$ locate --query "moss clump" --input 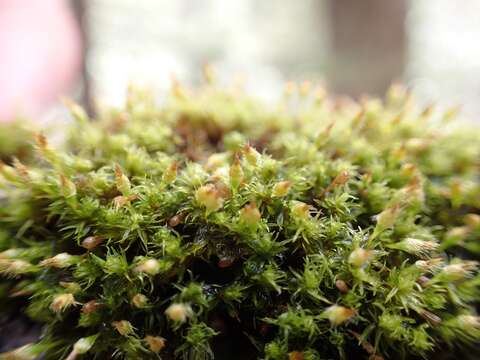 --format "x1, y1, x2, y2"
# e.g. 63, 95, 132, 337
0, 80, 479, 360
